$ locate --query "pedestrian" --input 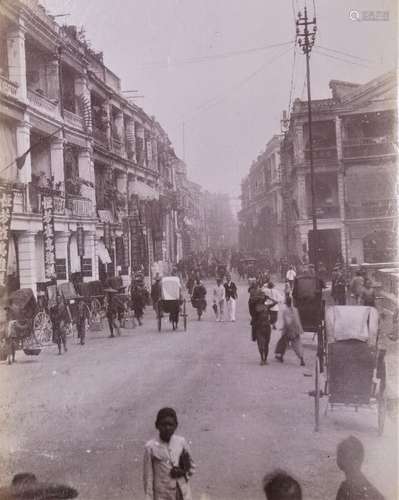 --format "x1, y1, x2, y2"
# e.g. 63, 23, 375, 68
262, 469, 302, 500
105, 290, 120, 338
224, 274, 238, 322
286, 265, 296, 291
213, 277, 226, 322
264, 282, 281, 330
350, 271, 365, 305
76, 298, 89, 345
251, 289, 278, 365
361, 279, 376, 307
336, 435, 384, 500
332, 270, 347, 305
151, 274, 162, 314
191, 279, 207, 320
143, 407, 194, 500
50, 294, 68, 355
275, 296, 305, 366
131, 282, 145, 326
